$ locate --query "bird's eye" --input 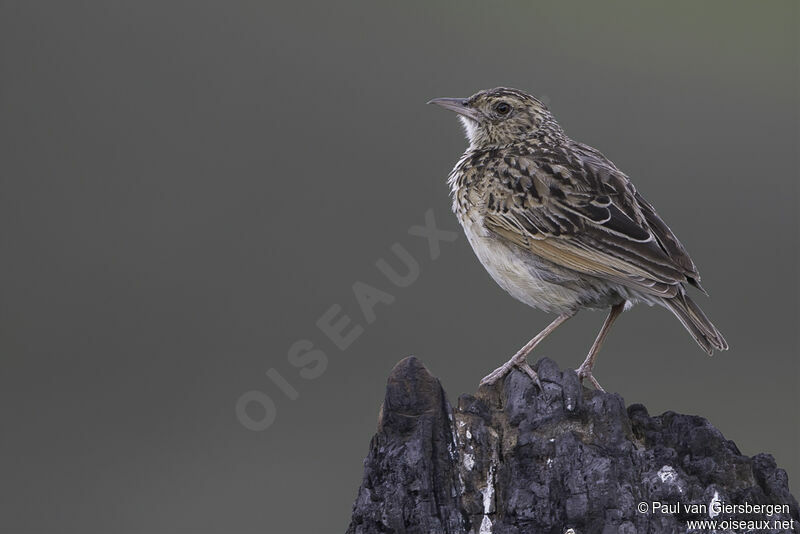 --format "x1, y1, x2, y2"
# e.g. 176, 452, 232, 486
495, 102, 511, 115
